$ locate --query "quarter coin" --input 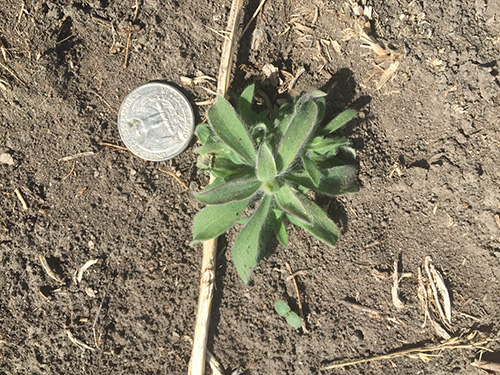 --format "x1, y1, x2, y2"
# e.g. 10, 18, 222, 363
118, 82, 195, 161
